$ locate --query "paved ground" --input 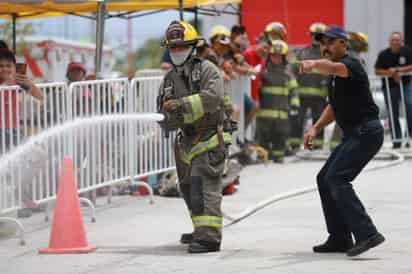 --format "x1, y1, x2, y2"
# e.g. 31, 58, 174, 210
1, 156, 411, 274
